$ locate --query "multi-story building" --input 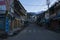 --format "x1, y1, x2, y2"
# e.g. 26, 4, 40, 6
46, 1, 60, 31
36, 12, 45, 26
0, 0, 27, 36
